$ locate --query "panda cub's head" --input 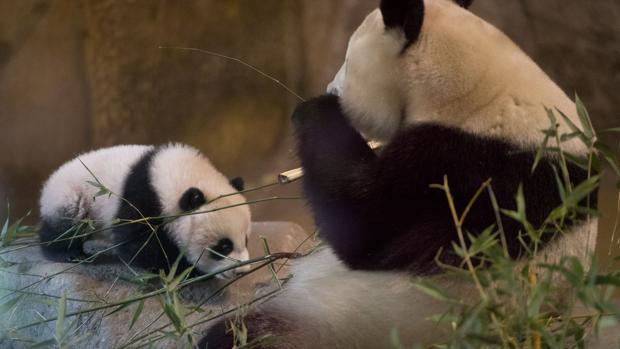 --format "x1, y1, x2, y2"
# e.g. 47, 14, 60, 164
141, 144, 251, 278
328, 0, 584, 155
